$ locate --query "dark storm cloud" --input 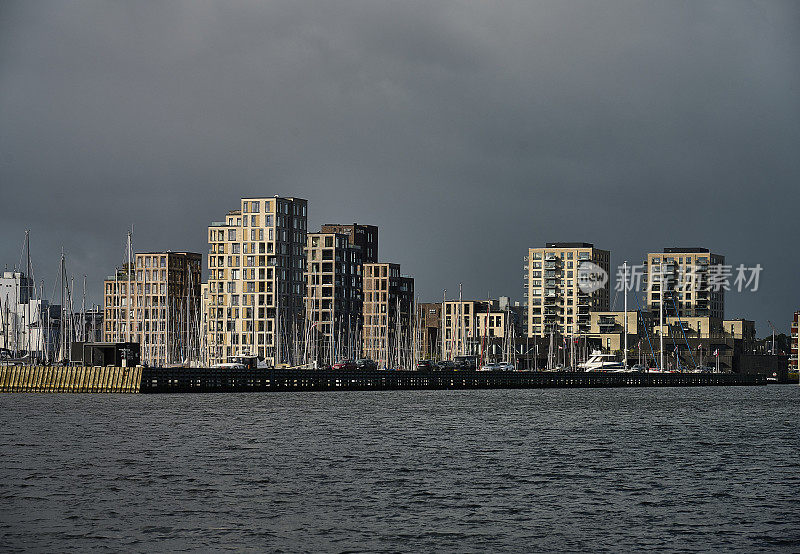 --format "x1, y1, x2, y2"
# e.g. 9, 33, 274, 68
1, 0, 798, 332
